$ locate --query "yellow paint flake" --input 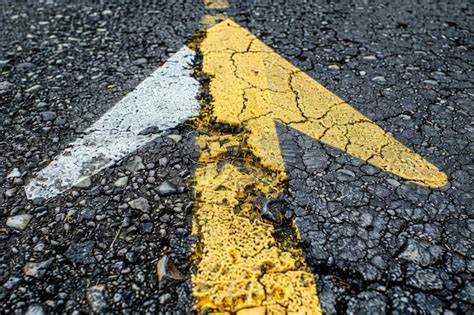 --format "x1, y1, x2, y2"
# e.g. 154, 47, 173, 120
203, 0, 230, 9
